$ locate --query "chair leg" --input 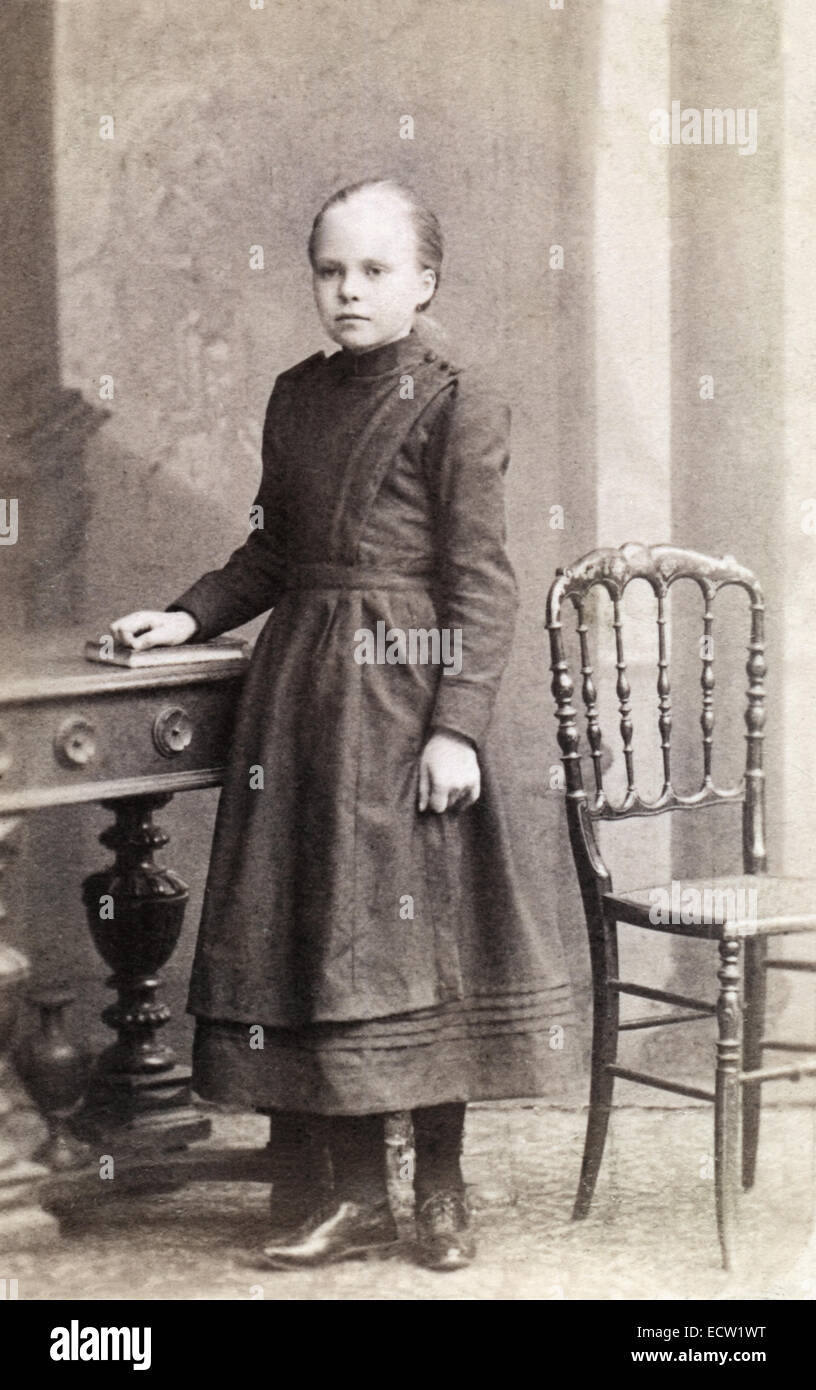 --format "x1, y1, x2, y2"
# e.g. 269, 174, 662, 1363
742, 936, 766, 1190
573, 917, 619, 1220
714, 932, 743, 1271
